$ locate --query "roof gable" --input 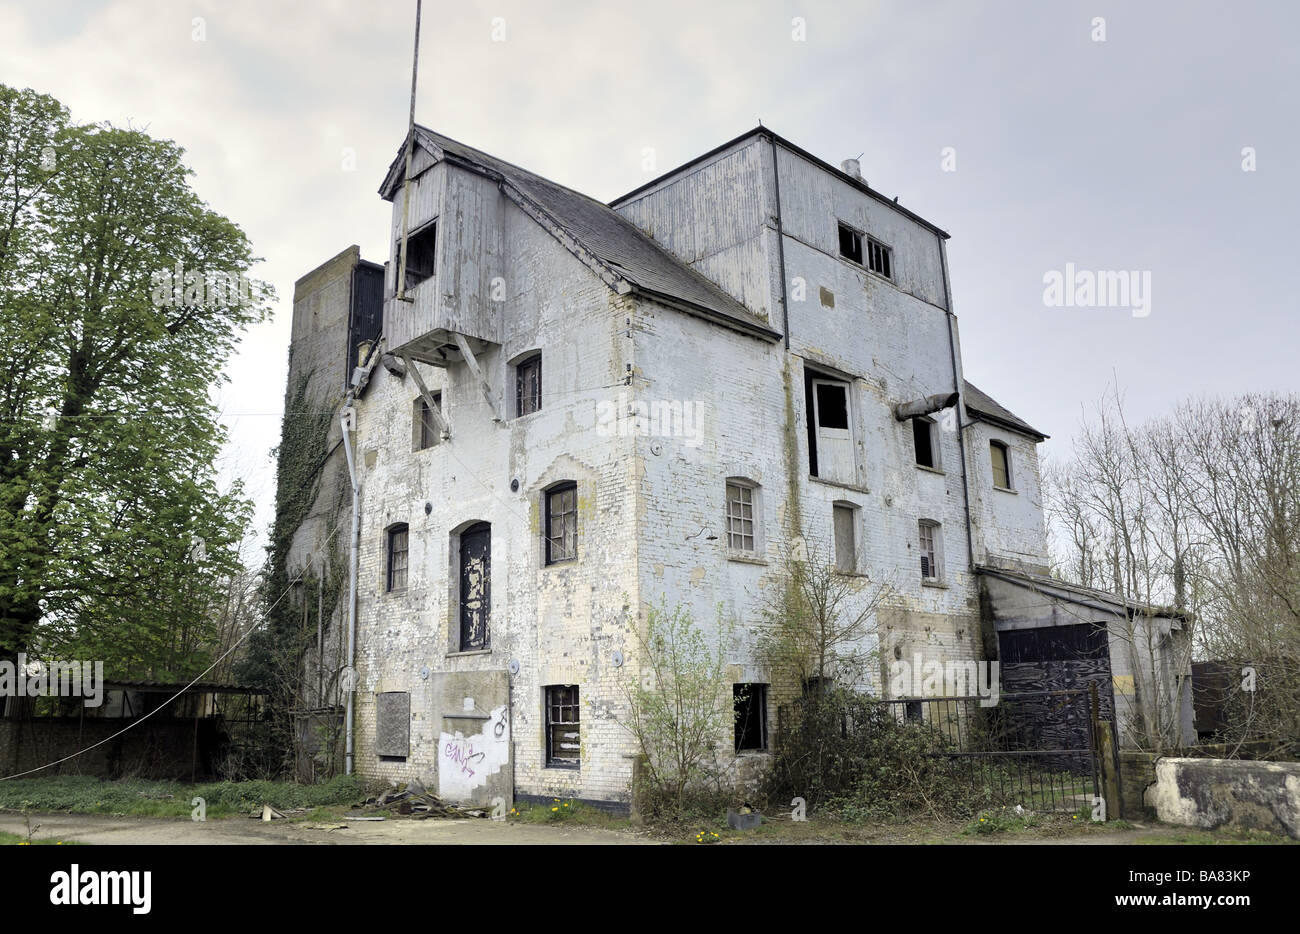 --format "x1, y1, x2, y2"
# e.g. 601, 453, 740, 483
964, 380, 1048, 440
381, 127, 781, 342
